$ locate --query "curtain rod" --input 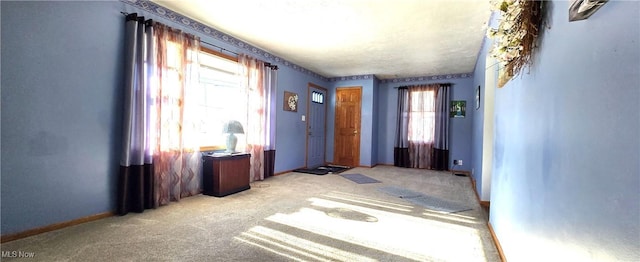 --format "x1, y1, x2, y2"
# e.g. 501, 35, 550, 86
202, 41, 239, 56
120, 11, 239, 57
120, 12, 279, 71
395, 83, 453, 89
264, 63, 279, 70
